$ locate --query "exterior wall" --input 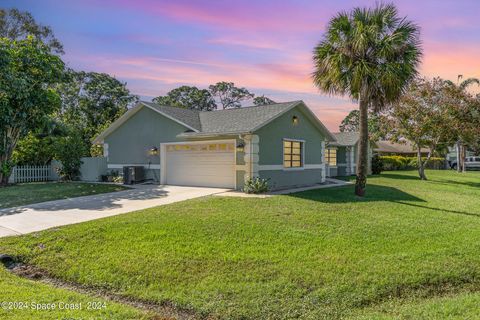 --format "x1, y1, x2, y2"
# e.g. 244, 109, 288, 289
79, 157, 107, 181
337, 166, 348, 176
254, 107, 327, 190
104, 107, 188, 182
328, 167, 338, 177
337, 147, 347, 165
105, 107, 186, 165
260, 169, 323, 190
327, 143, 374, 177
326, 146, 349, 178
